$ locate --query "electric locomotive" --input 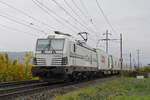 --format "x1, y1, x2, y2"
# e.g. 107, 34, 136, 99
31, 31, 132, 81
